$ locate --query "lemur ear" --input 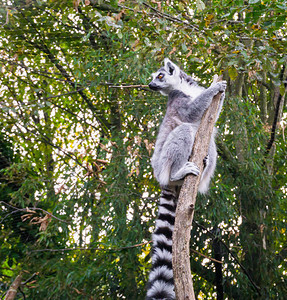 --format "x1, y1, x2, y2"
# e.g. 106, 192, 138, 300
164, 58, 178, 76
